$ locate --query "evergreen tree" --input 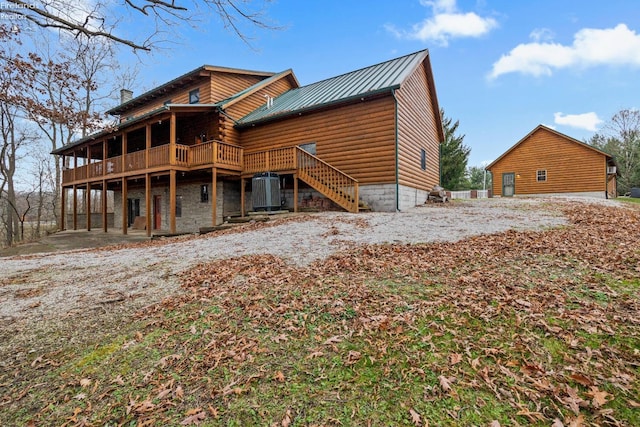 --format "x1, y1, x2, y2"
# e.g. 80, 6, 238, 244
440, 109, 471, 190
